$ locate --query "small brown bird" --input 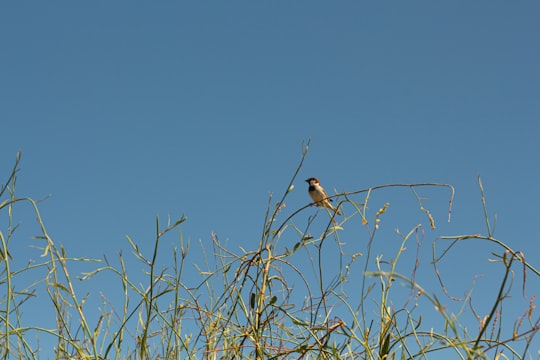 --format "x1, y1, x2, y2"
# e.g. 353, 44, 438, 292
305, 177, 341, 215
